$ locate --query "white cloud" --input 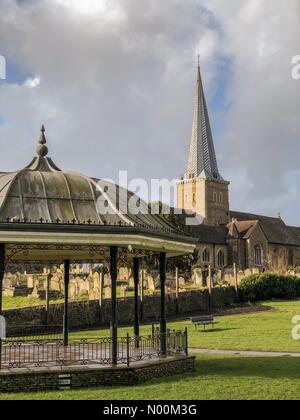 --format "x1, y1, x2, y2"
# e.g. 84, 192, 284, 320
23, 76, 41, 88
